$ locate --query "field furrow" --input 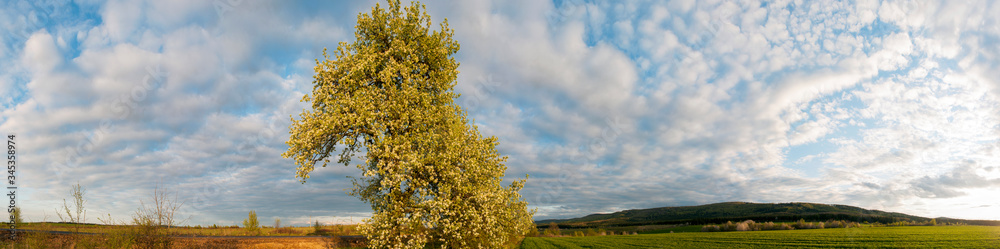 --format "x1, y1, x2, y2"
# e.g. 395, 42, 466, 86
520, 226, 1000, 249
